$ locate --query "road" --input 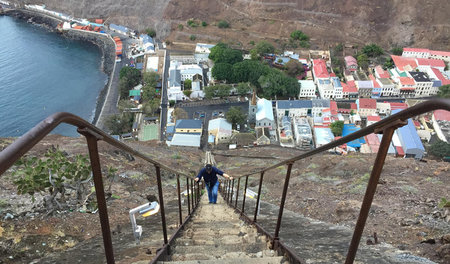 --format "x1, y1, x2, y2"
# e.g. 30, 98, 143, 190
159, 49, 169, 141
